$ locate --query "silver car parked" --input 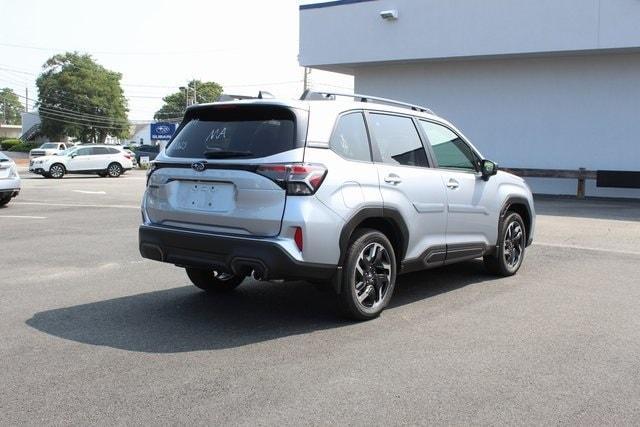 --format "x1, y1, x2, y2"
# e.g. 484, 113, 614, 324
139, 92, 535, 320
